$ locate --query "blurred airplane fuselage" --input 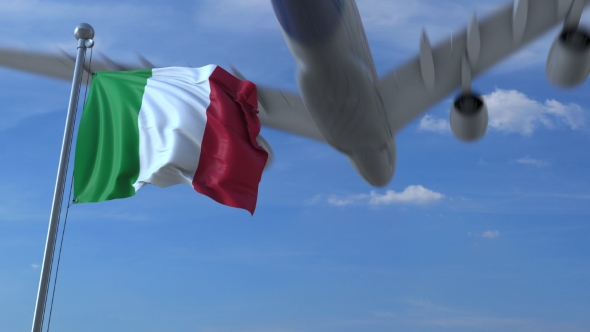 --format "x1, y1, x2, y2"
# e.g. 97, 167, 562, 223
271, 0, 396, 187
